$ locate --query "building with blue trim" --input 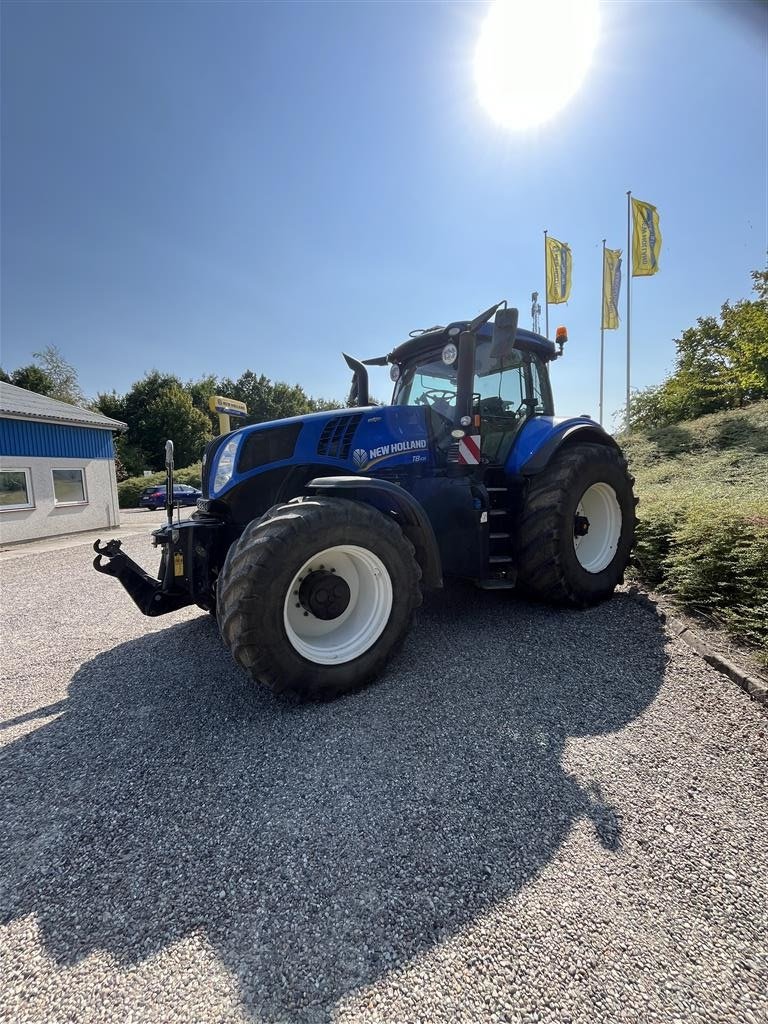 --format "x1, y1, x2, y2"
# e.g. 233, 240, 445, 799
0, 382, 126, 544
